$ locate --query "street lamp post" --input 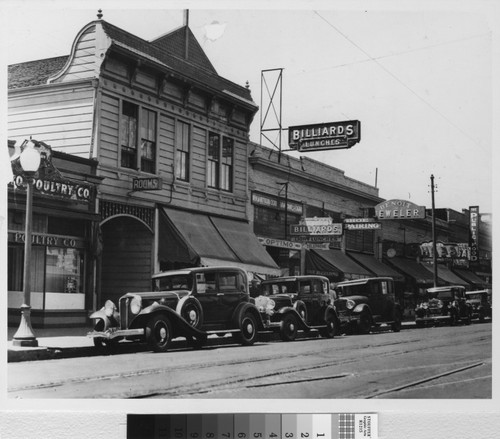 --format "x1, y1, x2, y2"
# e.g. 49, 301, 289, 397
12, 140, 41, 347
430, 174, 438, 288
